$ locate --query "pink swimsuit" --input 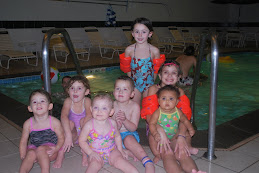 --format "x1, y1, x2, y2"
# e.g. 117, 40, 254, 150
87, 118, 116, 162
68, 98, 86, 136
